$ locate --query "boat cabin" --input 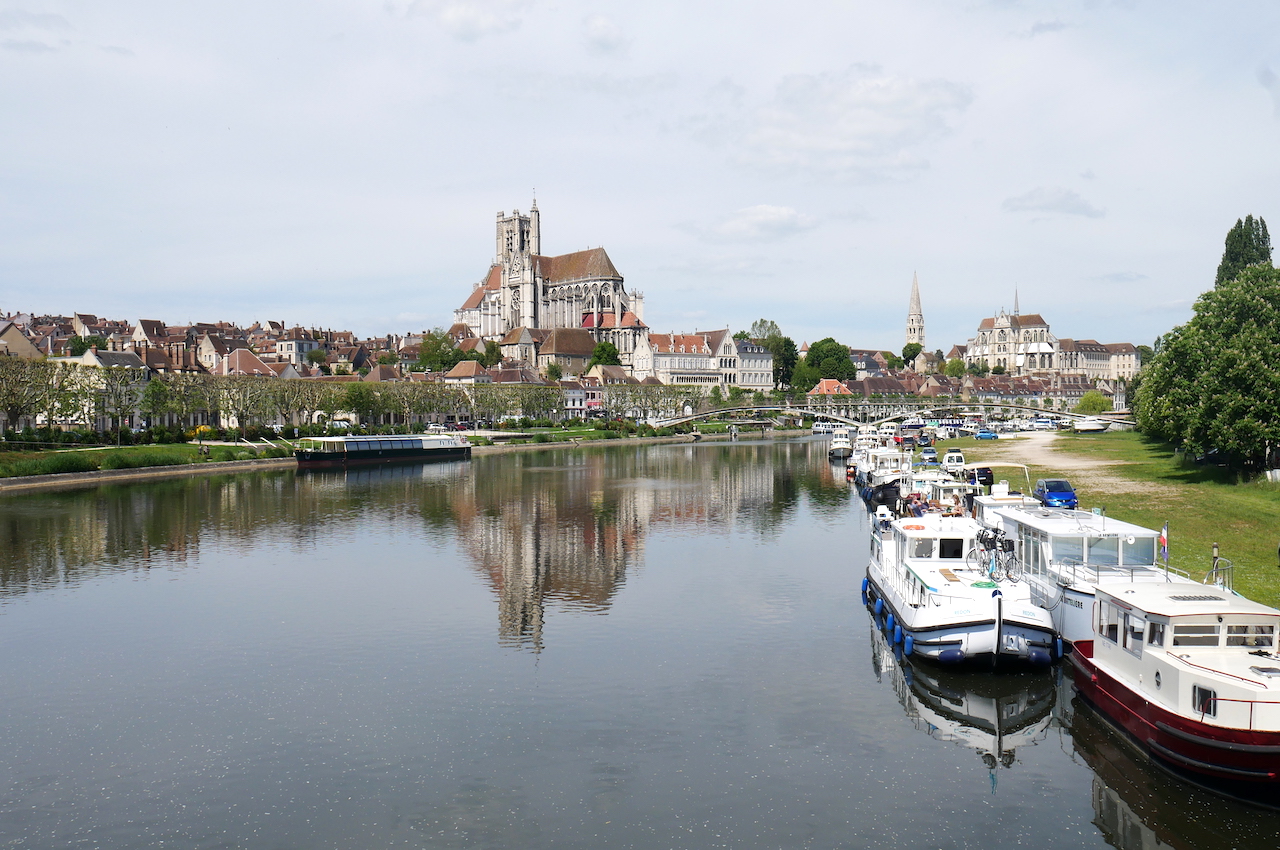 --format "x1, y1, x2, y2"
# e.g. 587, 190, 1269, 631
1090, 584, 1280, 734
870, 515, 981, 608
